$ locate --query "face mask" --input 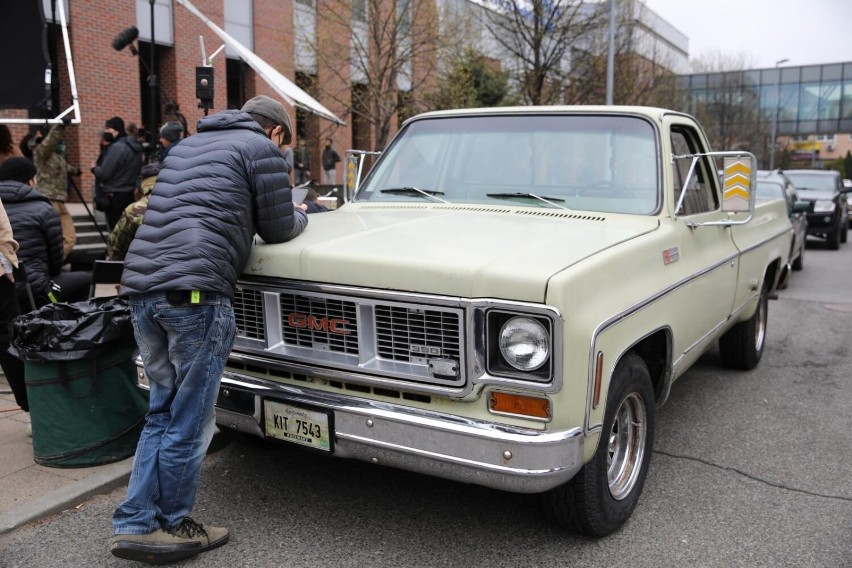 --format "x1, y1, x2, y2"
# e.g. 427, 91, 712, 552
103, 132, 115, 144
56, 141, 65, 156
